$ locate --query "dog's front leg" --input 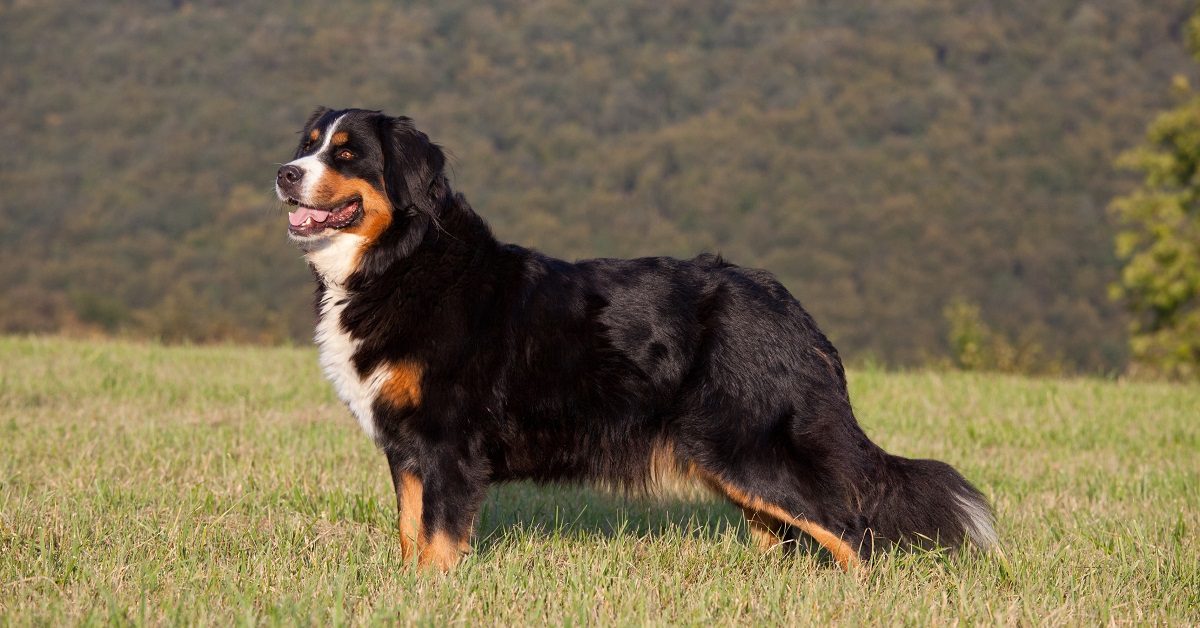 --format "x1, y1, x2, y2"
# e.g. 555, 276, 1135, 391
385, 447, 483, 571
